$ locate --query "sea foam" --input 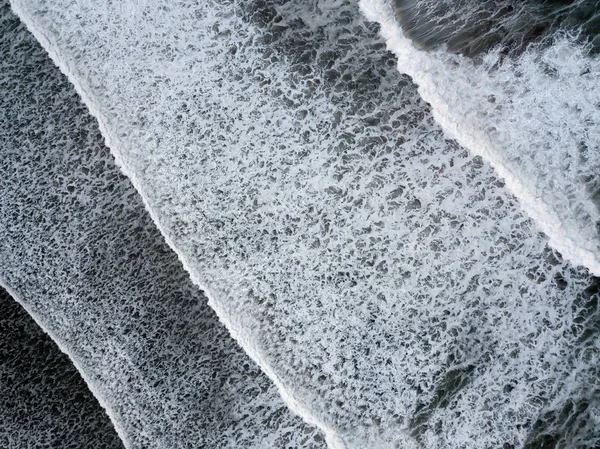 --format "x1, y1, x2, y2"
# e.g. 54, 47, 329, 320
0, 3, 325, 447
7, 0, 600, 447
0, 287, 124, 449
360, 0, 600, 276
